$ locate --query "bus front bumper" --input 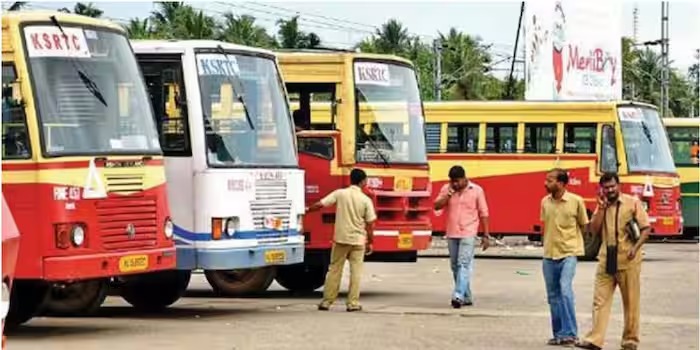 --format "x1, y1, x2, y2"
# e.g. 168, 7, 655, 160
43, 247, 177, 281
649, 215, 683, 236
